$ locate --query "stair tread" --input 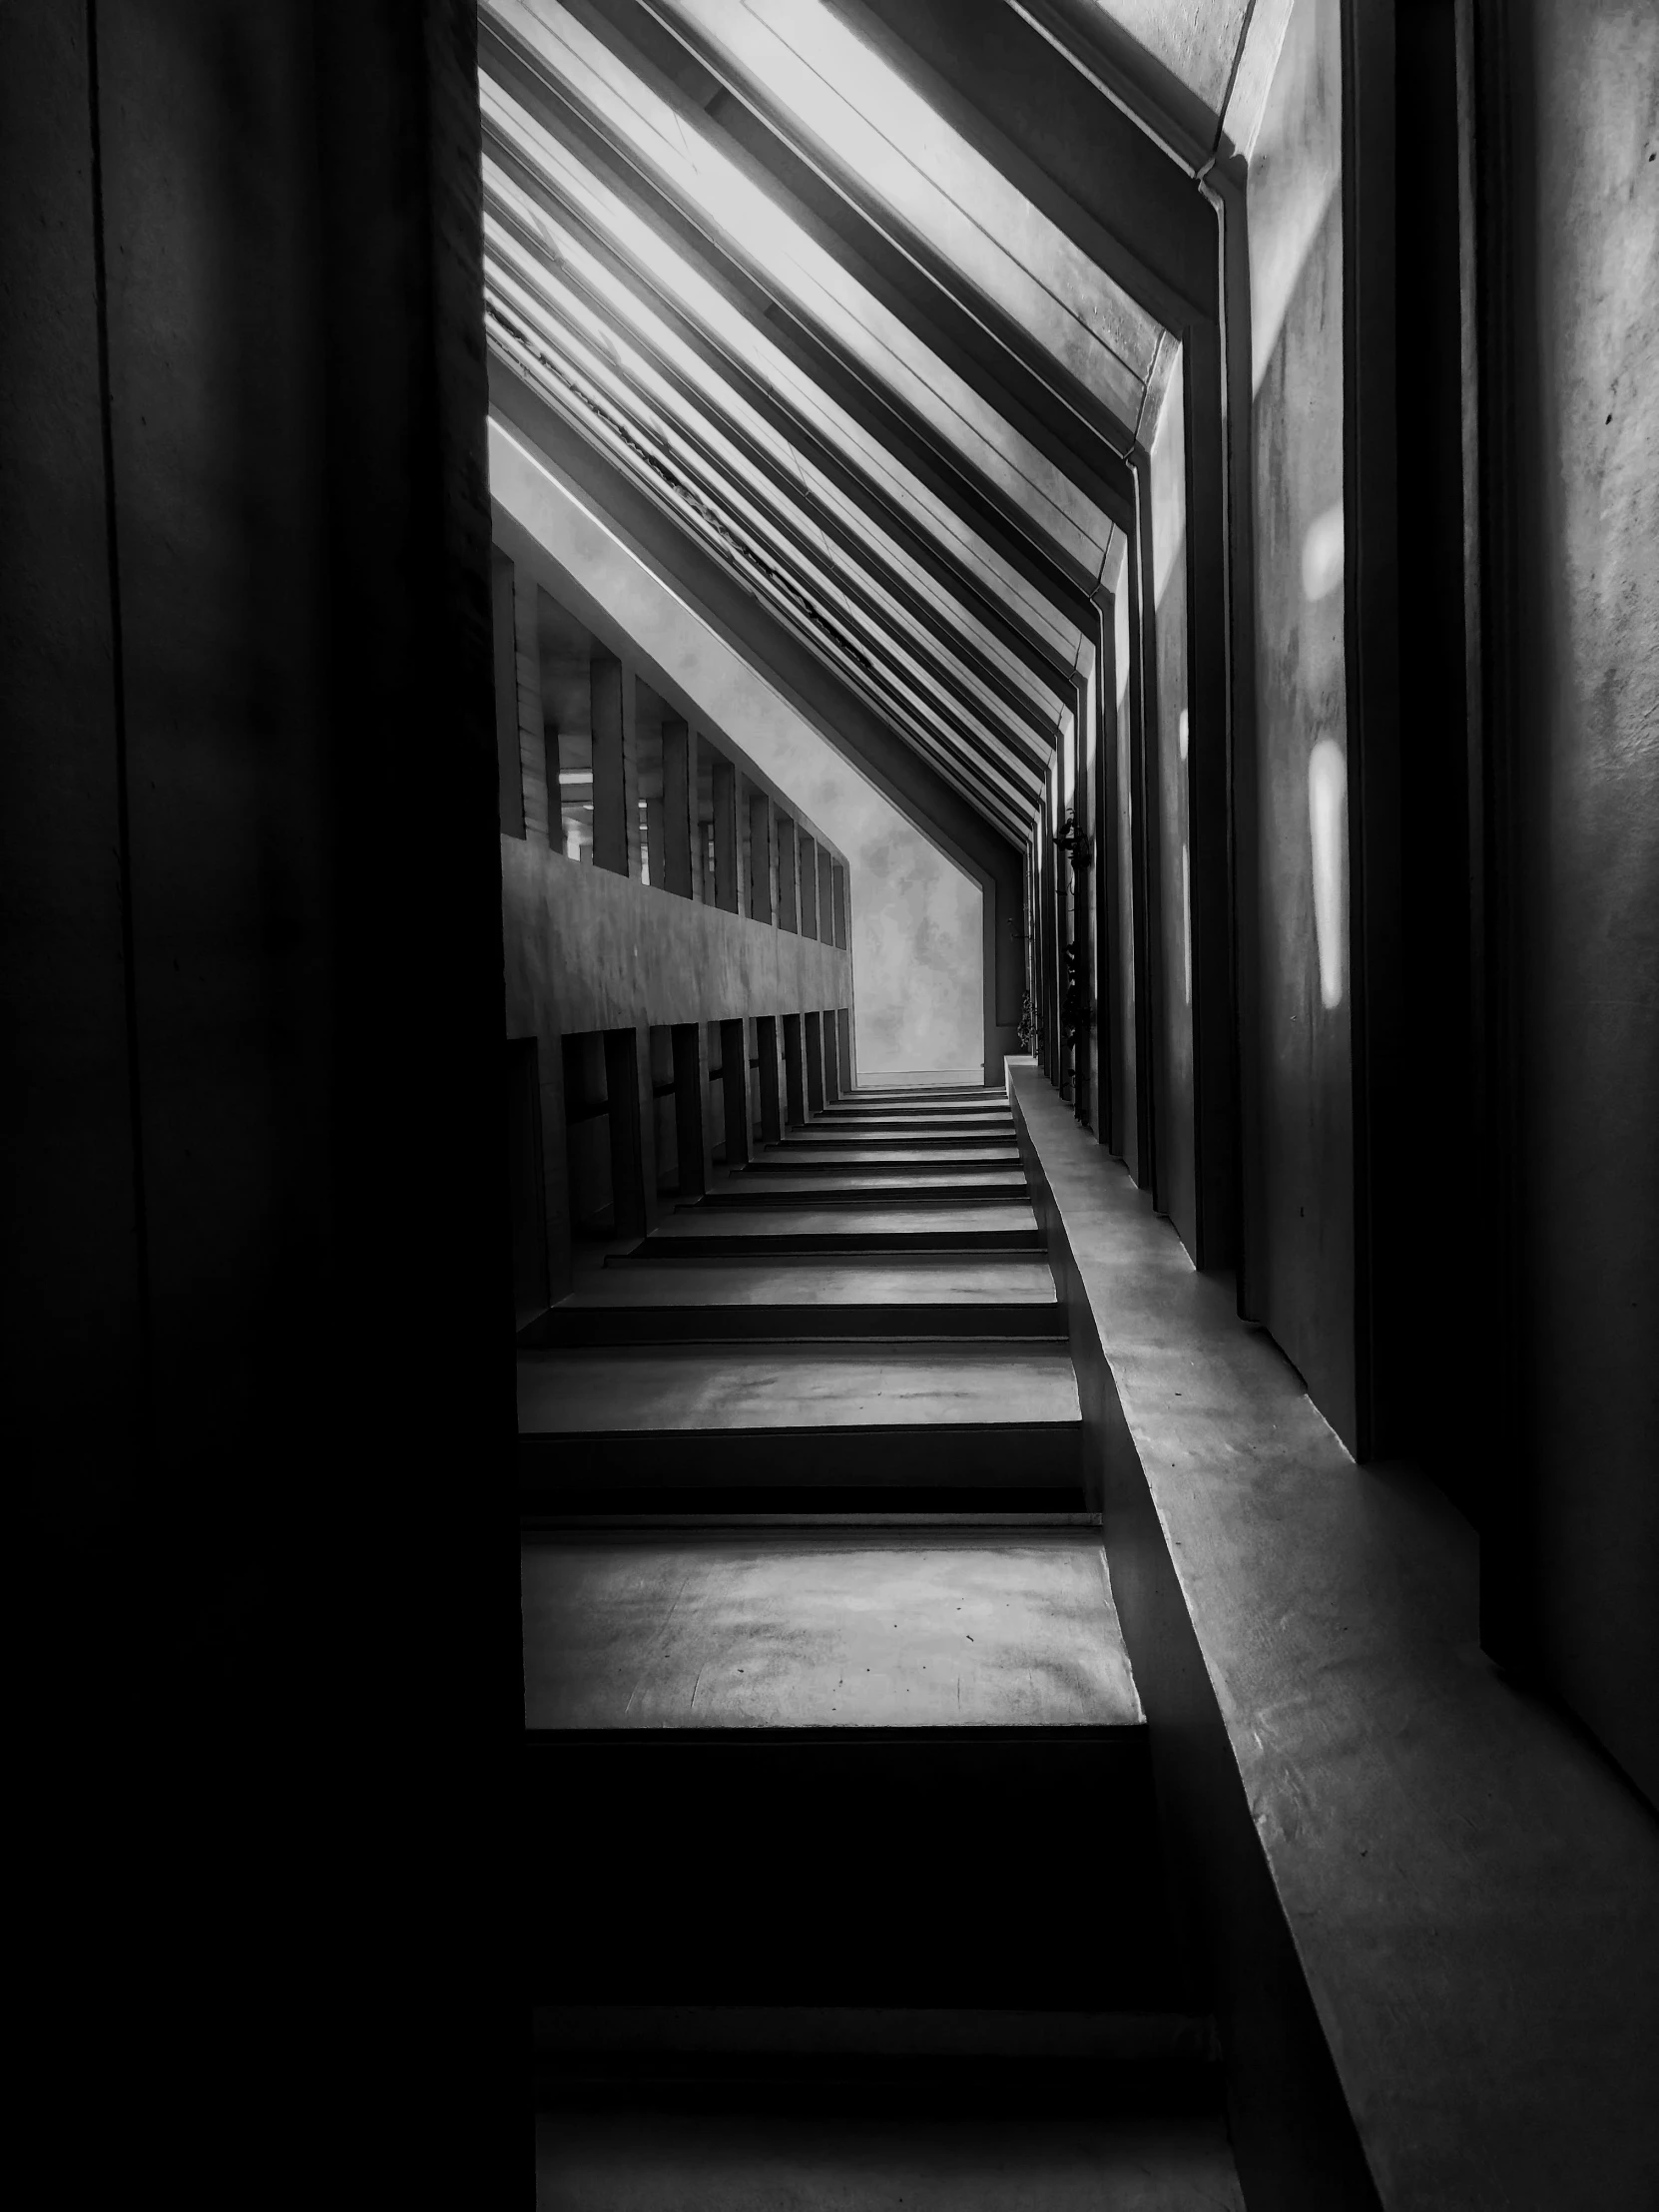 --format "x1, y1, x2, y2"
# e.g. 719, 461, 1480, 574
645, 1204, 1037, 1240
518, 1344, 1081, 1432
536, 2112, 1242, 2210
747, 1148, 1019, 1167
521, 1533, 1139, 1731
804, 1116, 1015, 1130
558, 1260, 1057, 1309
703, 1173, 1026, 1200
